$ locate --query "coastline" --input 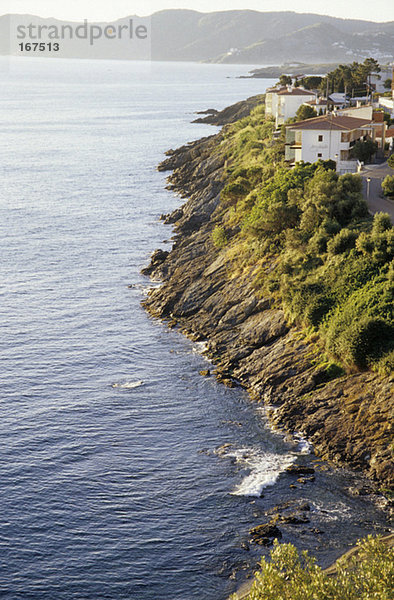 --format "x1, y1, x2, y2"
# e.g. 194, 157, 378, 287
142, 119, 393, 492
